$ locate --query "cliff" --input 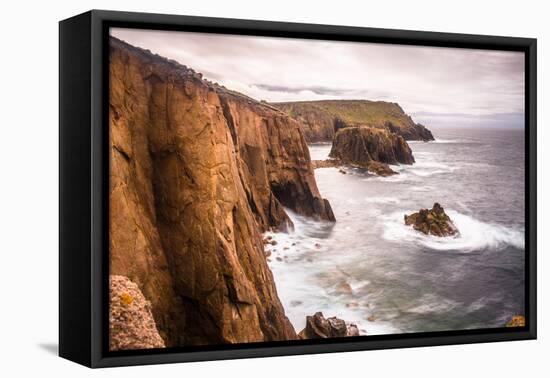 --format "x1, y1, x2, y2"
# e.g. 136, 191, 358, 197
329, 127, 414, 174
109, 37, 334, 347
273, 100, 434, 142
